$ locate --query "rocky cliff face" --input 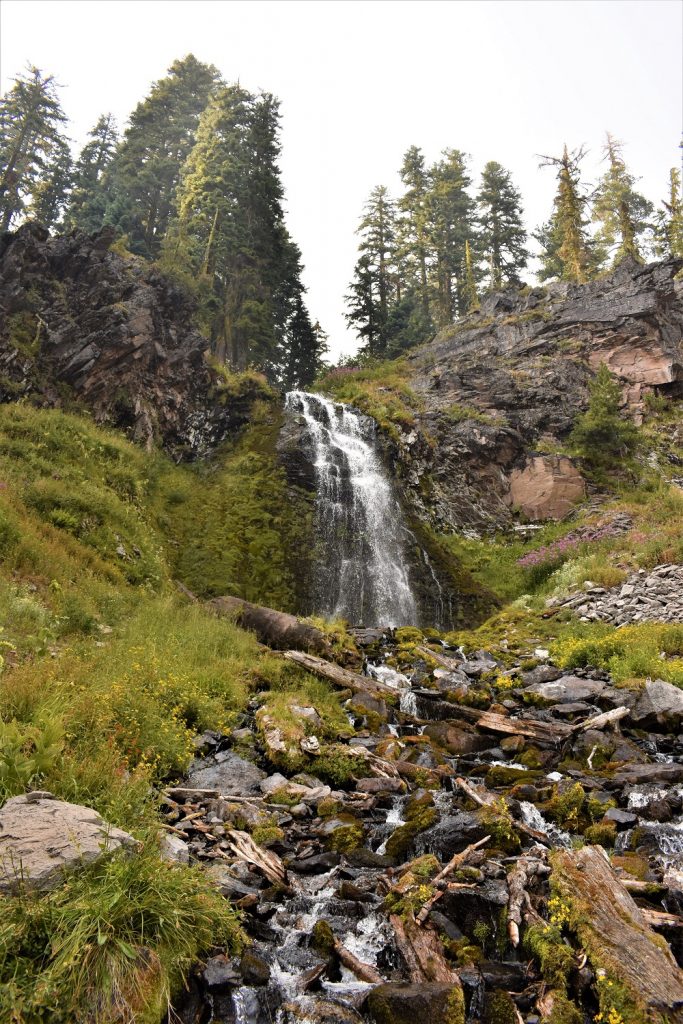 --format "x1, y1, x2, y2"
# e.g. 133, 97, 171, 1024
386, 257, 683, 532
0, 224, 262, 456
